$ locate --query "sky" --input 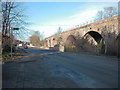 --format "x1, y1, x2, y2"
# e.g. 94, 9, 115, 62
18, 2, 118, 41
